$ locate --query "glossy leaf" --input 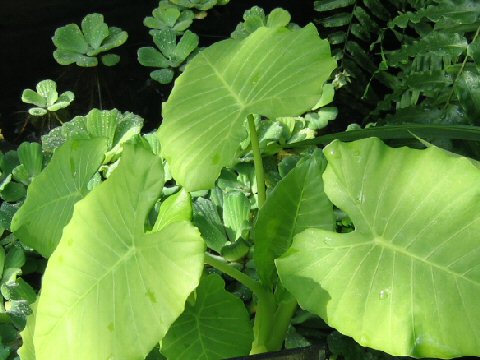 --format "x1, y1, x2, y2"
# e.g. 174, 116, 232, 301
161, 274, 253, 359
277, 138, 480, 358
34, 143, 204, 360
52, 24, 88, 54
21, 90, 46, 108
255, 150, 334, 287
11, 138, 107, 257
159, 24, 336, 190
81, 13, 109, 49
